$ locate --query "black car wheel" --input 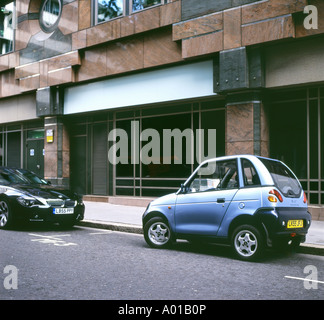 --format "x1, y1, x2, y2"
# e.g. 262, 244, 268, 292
0, 199, 12, 229
144, 217, 173, 249
231, 224, 264, 261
